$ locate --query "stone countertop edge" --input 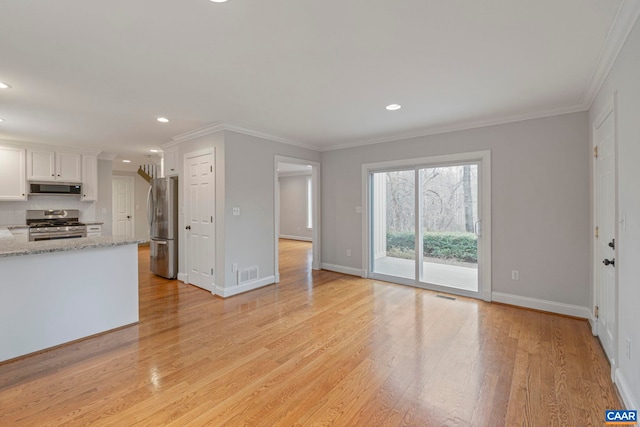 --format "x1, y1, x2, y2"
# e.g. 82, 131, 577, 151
84, 222, 104, 225
3, 225, 29, 229
0, 236, 144, 258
